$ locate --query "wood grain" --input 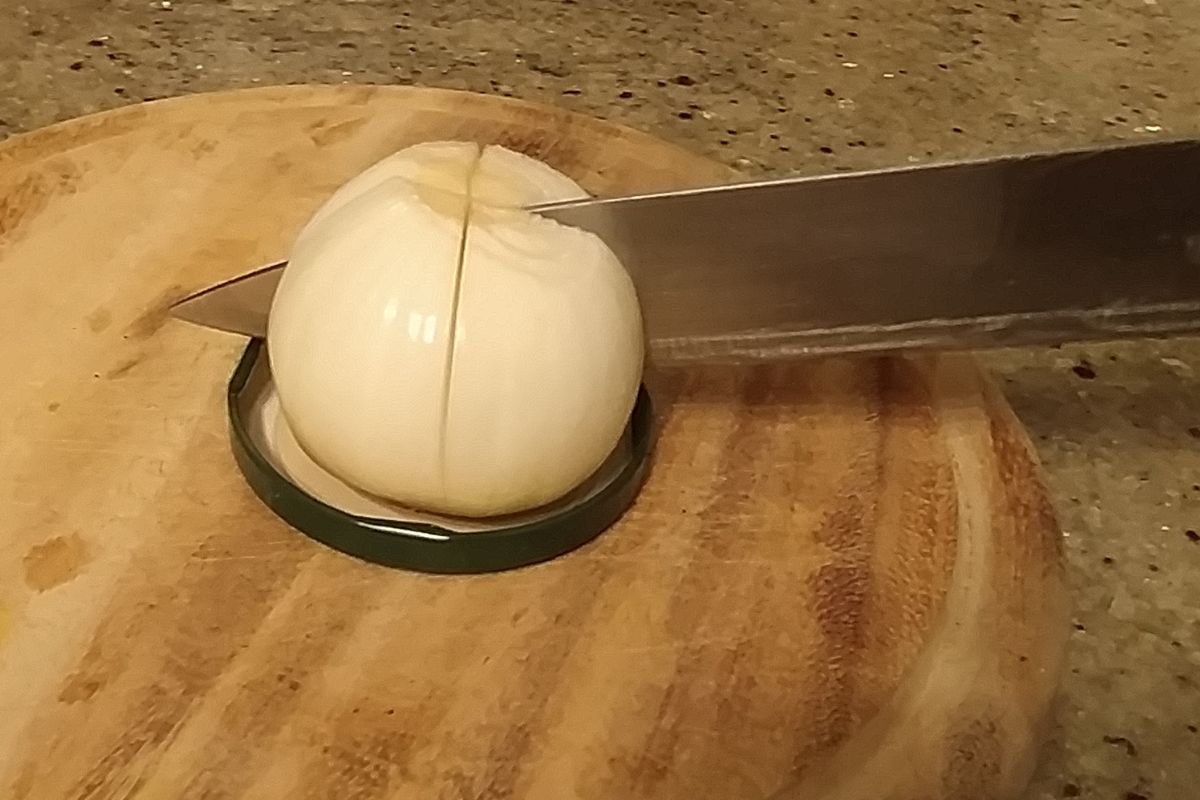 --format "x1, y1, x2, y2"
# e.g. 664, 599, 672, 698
0, 85, 1069, 800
